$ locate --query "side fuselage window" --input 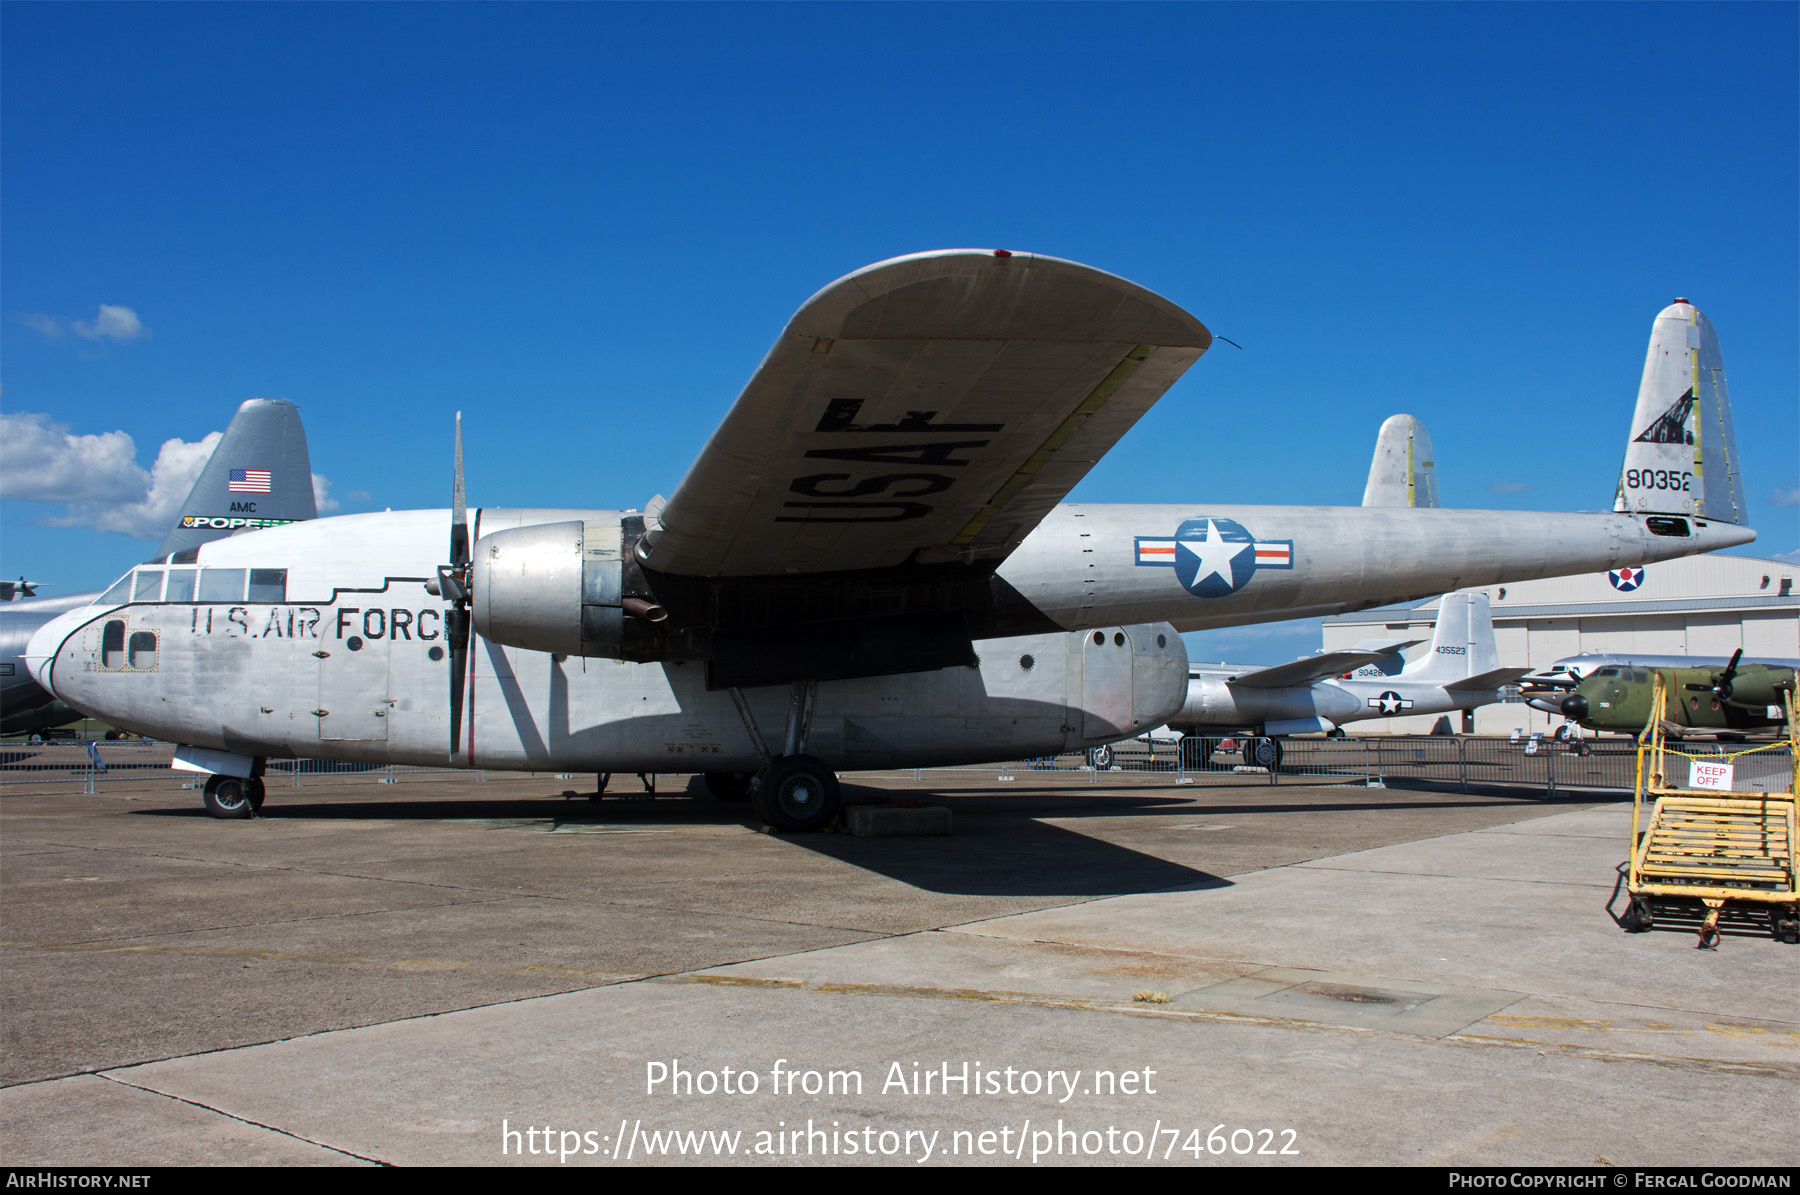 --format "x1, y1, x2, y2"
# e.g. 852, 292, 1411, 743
102, 621, 126, 669
128, 631, 158, 670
